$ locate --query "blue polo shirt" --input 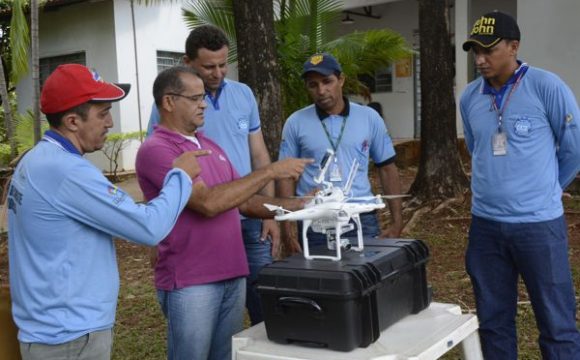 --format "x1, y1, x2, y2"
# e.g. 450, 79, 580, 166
460, 64, 580, 222
279, 100, 396, 197
8, 132, 192, 344
148, 79, 261, 177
